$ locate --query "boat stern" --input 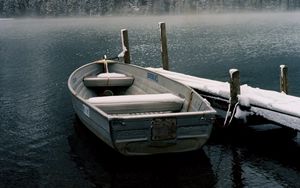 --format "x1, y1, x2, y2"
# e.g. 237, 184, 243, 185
110, 114, 214, 156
